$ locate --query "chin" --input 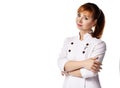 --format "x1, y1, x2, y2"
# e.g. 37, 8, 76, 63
77, 26, 82, 30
